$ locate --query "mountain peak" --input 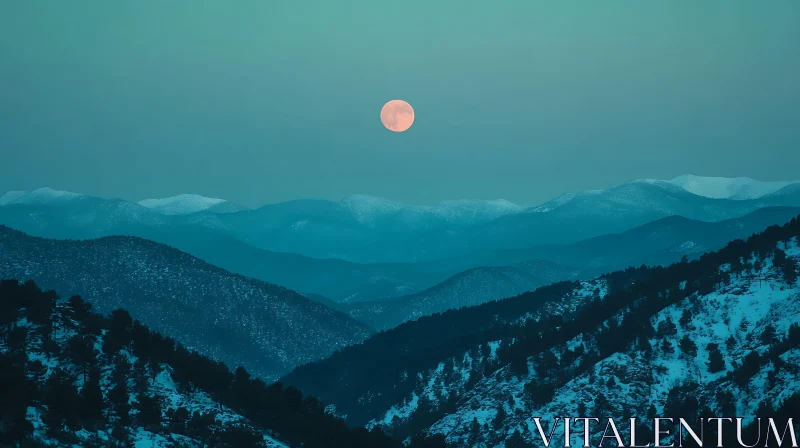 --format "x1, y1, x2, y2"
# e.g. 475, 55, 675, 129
0, 187, 83, 206
138, 194, 228, 215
